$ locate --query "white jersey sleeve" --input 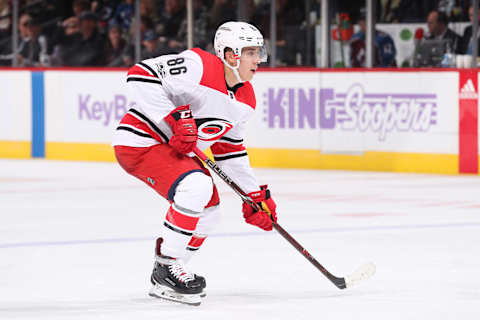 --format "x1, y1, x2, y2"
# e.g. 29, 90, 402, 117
125, 51, 203, 122
114, 51, 205, 147
152, 51, 204, 108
